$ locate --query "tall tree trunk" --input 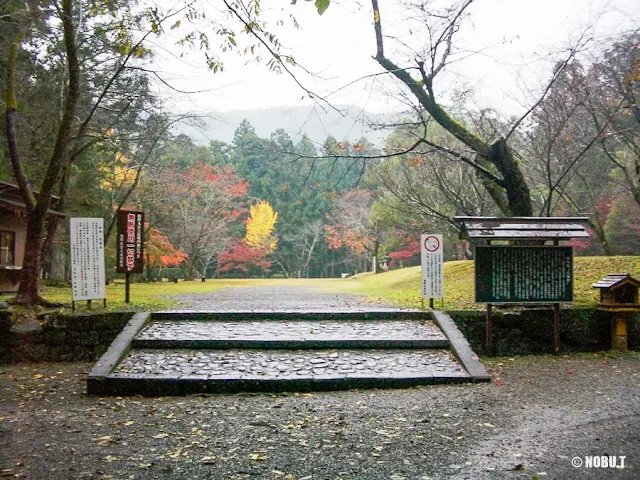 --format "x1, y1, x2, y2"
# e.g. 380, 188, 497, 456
7, 0, 80, 306
16, 212, 49, 303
